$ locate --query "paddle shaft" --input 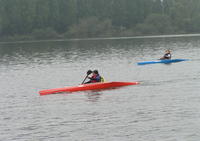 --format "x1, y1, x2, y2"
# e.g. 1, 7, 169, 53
81, 75, 89, 84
